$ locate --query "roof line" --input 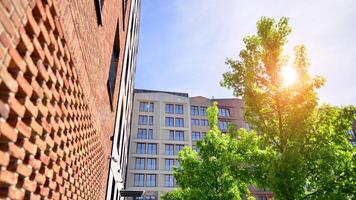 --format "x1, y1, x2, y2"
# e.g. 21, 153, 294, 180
134, 89, 189, 98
